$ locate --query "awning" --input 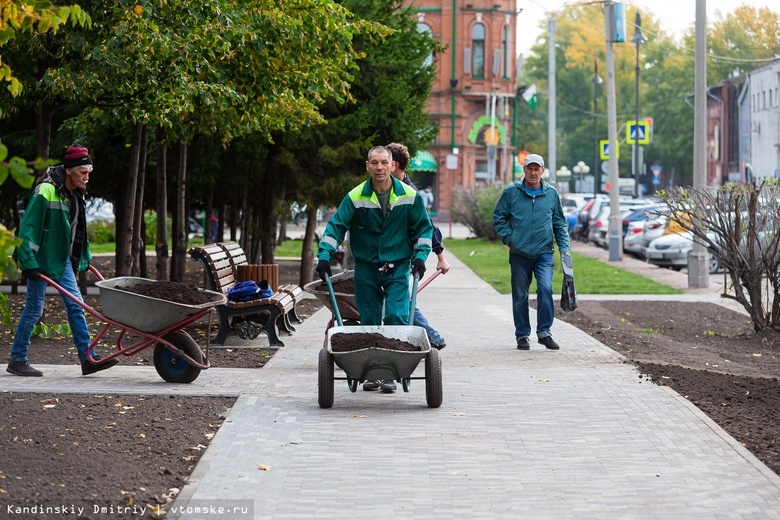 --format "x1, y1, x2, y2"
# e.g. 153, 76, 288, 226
408, 150, 438, 172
